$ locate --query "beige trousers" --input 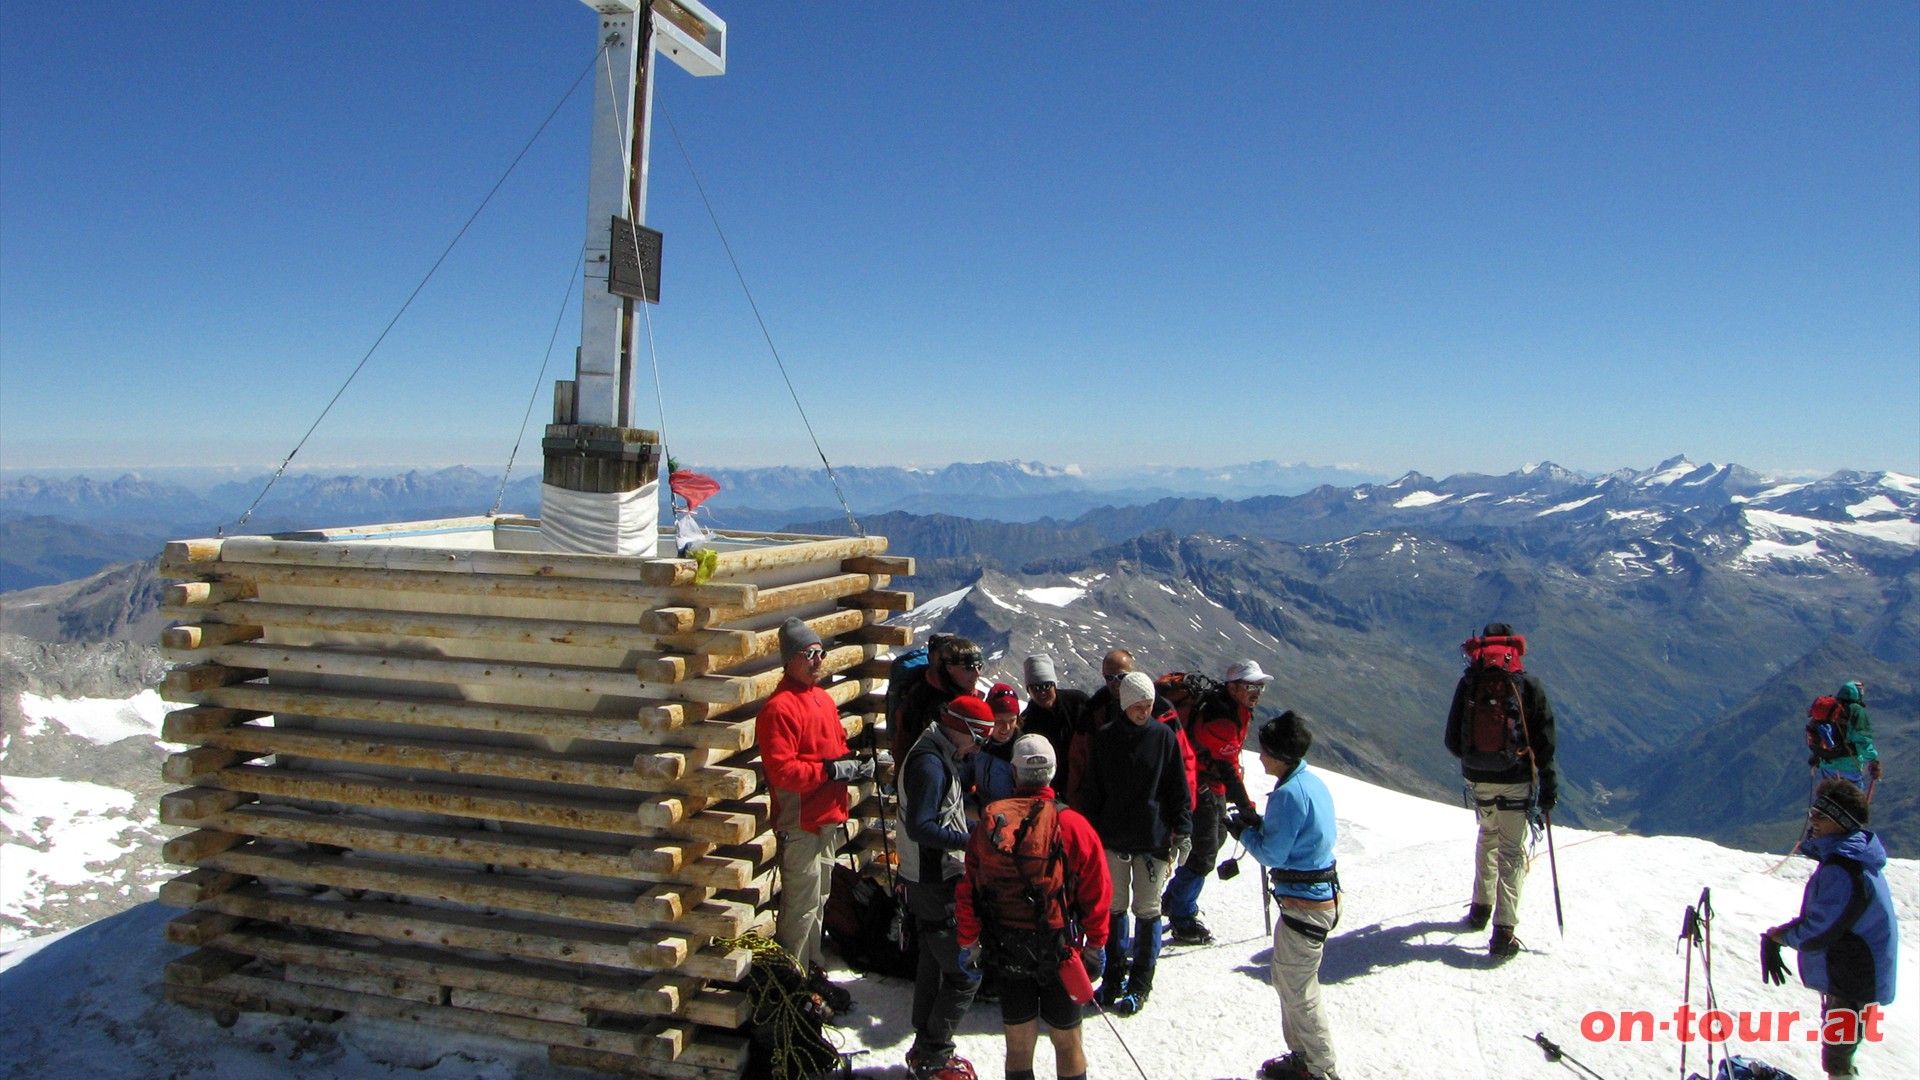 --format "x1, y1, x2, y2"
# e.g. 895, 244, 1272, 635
1471, 781, 1533, 929
1271, 898, 1342, 1079
775, 822, 848, 969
